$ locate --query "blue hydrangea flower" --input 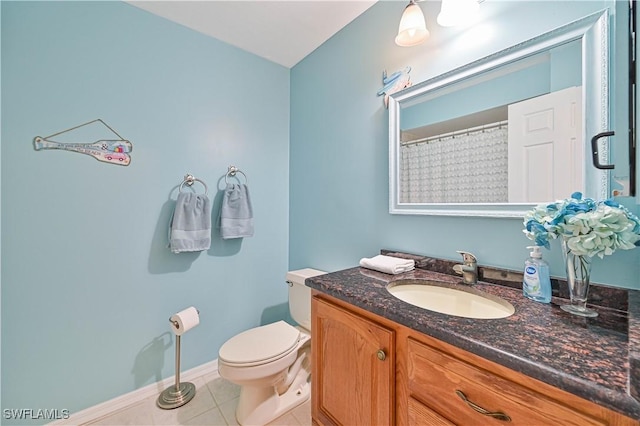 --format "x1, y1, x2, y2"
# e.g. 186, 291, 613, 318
523, 194, 640, 258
